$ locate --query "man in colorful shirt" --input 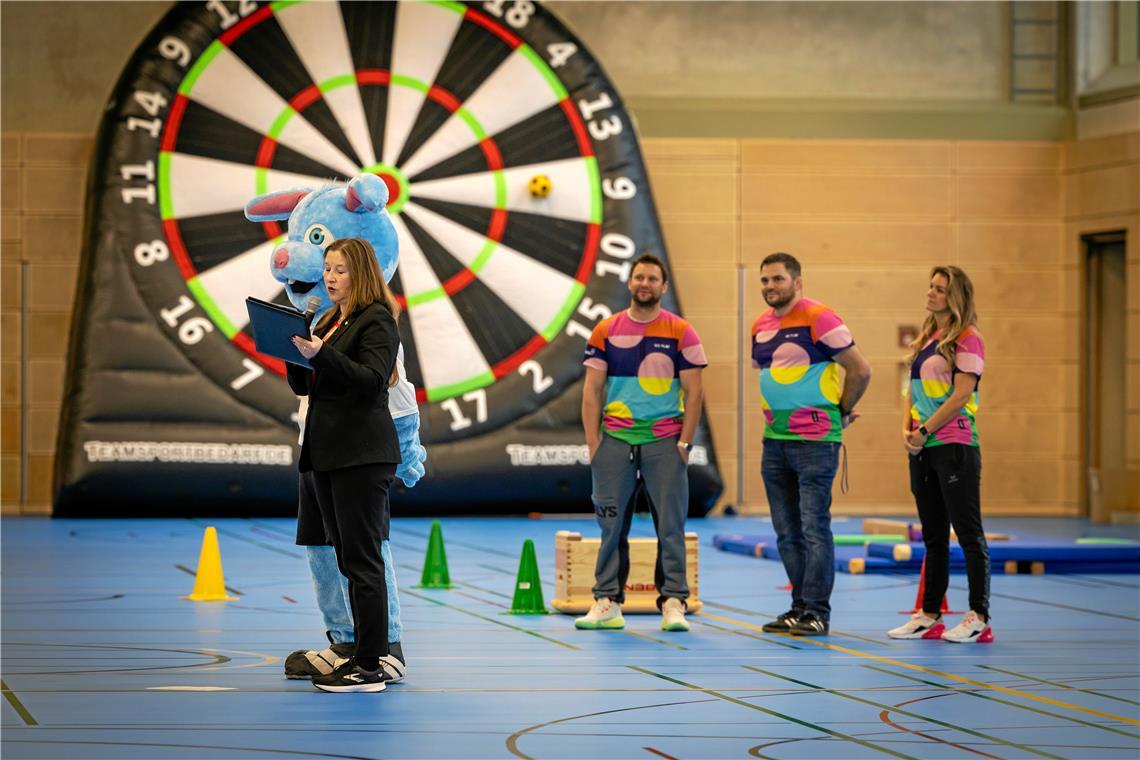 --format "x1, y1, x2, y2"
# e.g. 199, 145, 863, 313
577, 253, 707, 633
753, 252, 872, 636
